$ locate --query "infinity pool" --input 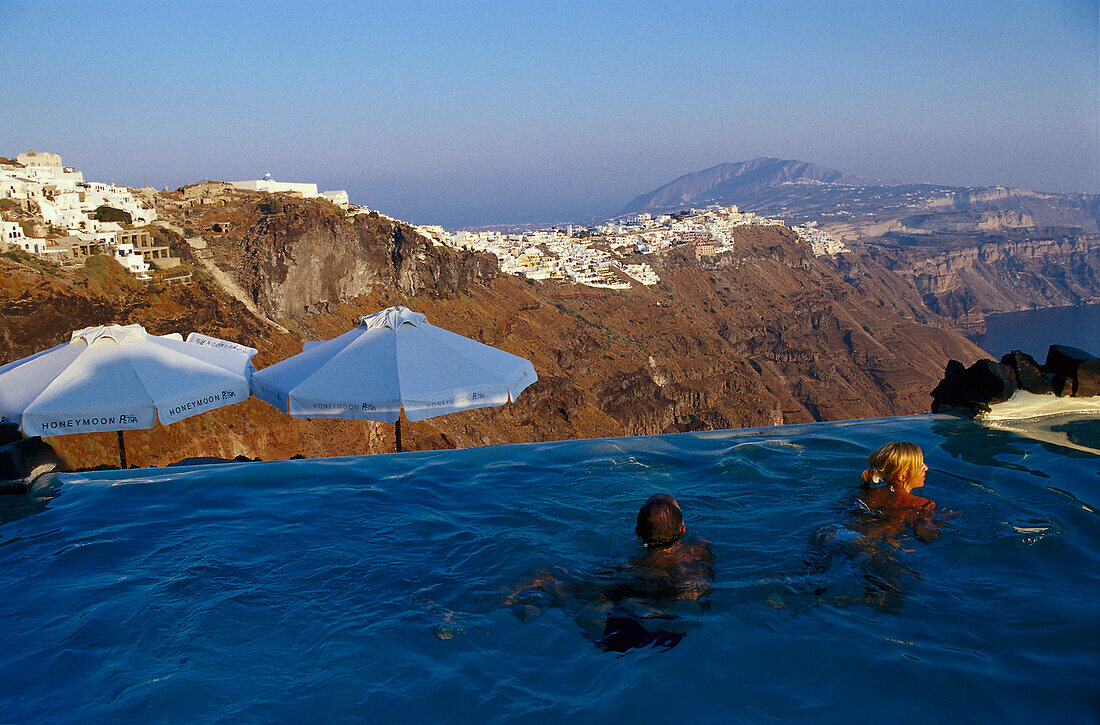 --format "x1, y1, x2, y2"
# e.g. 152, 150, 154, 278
1, 415, 1096, 722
